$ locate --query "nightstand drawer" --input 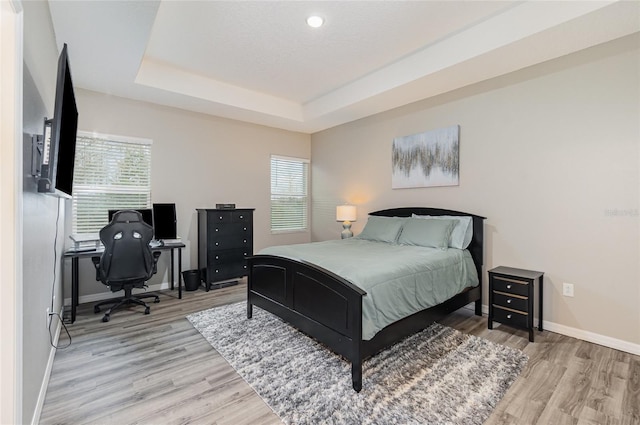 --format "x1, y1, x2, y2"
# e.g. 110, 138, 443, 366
493, 306, 528, 329
492, 276, 529, 296
493, 291, 528, 312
